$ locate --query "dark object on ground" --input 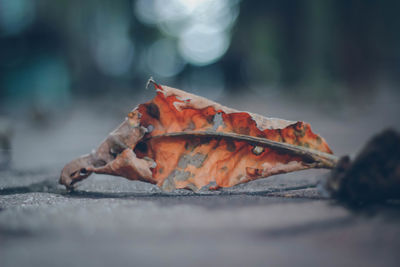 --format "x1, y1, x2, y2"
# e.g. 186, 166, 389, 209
326, 129, 400, 204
